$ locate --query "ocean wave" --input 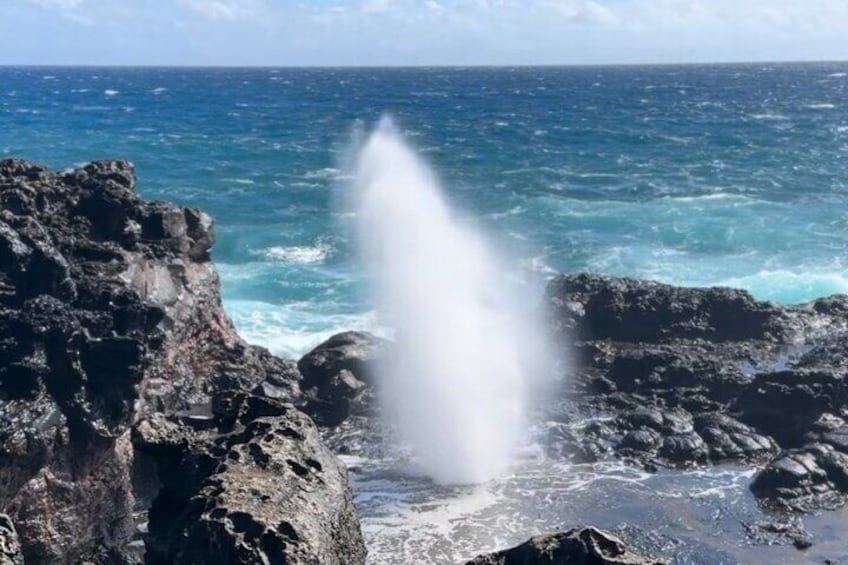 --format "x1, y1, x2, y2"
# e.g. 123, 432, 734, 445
152, 87, 167, 95
714, 270, 848, 305
104, 89, 119, 97
487, 205, 524, 219
224, 299, 383, 358
661, 192, 758, 204
748, 113, 788, 121
803, 103, 836, 110
223, 177, 255, 185
256, 243, 333, 264
303, 167, 341, 180
827, 72, 847, 78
